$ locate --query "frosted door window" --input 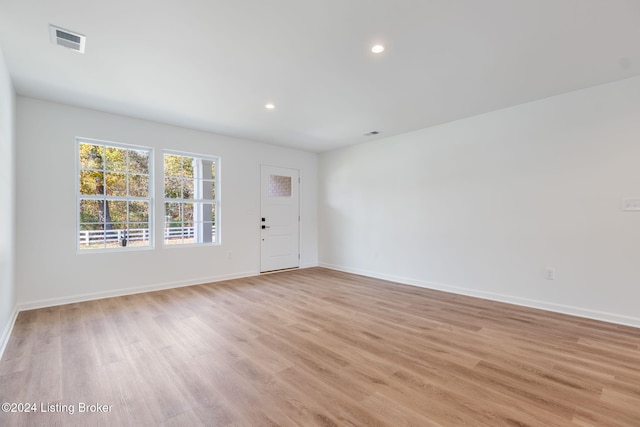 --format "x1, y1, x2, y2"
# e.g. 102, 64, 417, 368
269, 175, 292, 197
